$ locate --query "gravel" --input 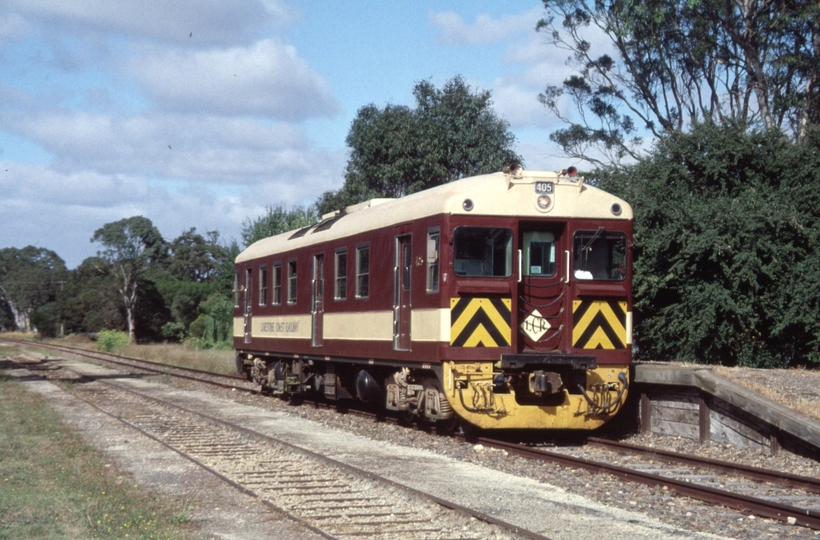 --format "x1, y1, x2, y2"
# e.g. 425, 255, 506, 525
211, 376, 820, 539
8, 347, 820, 539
